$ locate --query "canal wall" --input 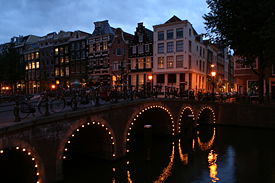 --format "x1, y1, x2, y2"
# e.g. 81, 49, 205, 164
217, 103, 275, 129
